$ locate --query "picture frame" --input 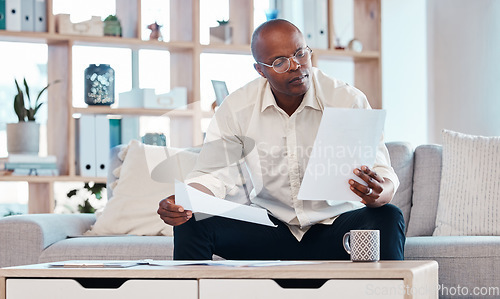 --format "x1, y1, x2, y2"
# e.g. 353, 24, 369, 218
211, 80, 229, 106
